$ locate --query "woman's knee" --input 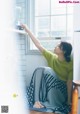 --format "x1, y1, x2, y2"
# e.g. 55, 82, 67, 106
33, 66, 56, 77
43, 67, 56, 76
